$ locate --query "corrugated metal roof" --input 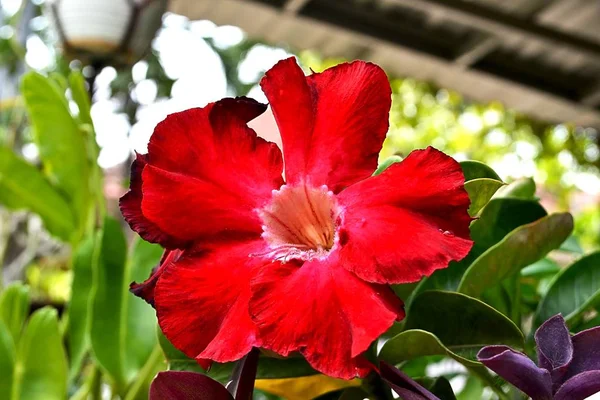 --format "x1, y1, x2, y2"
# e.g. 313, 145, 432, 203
170, 0, 600, 127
